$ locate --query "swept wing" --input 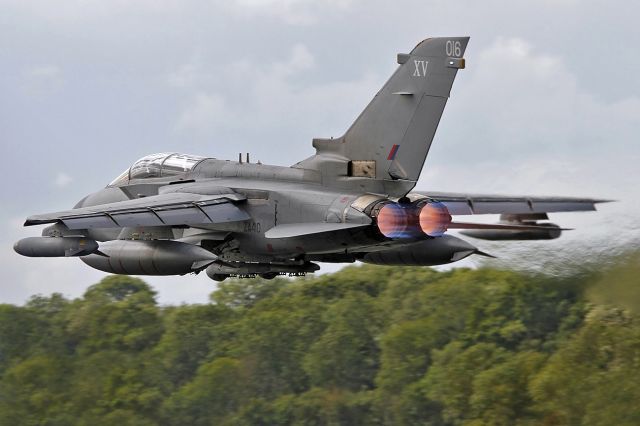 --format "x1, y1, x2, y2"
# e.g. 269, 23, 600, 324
24, 192, 249, 229
414, 192, 611, 215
